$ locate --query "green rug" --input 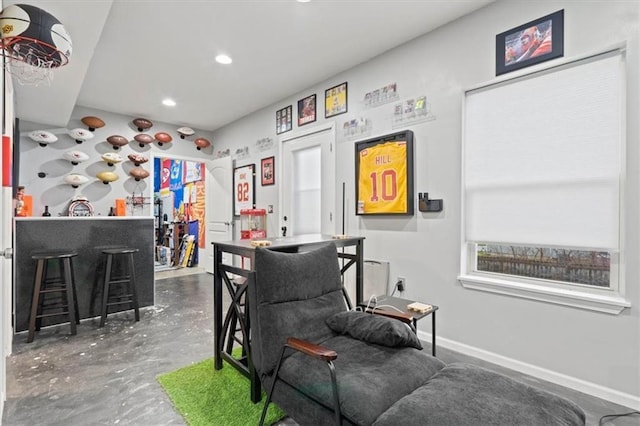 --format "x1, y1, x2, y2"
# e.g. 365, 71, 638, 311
157, 355, 286, 426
